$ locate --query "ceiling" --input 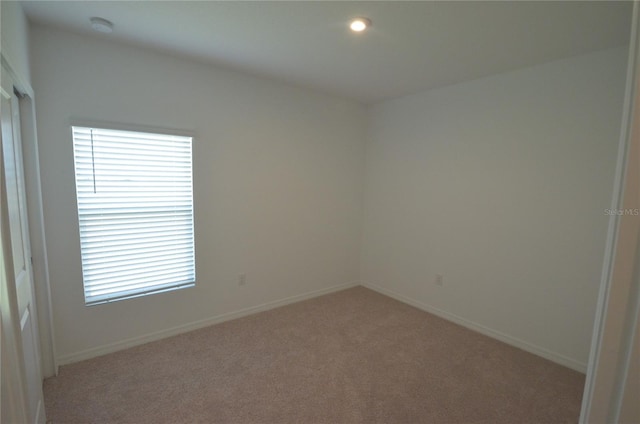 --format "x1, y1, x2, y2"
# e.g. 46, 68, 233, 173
22, 1, 632, 104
